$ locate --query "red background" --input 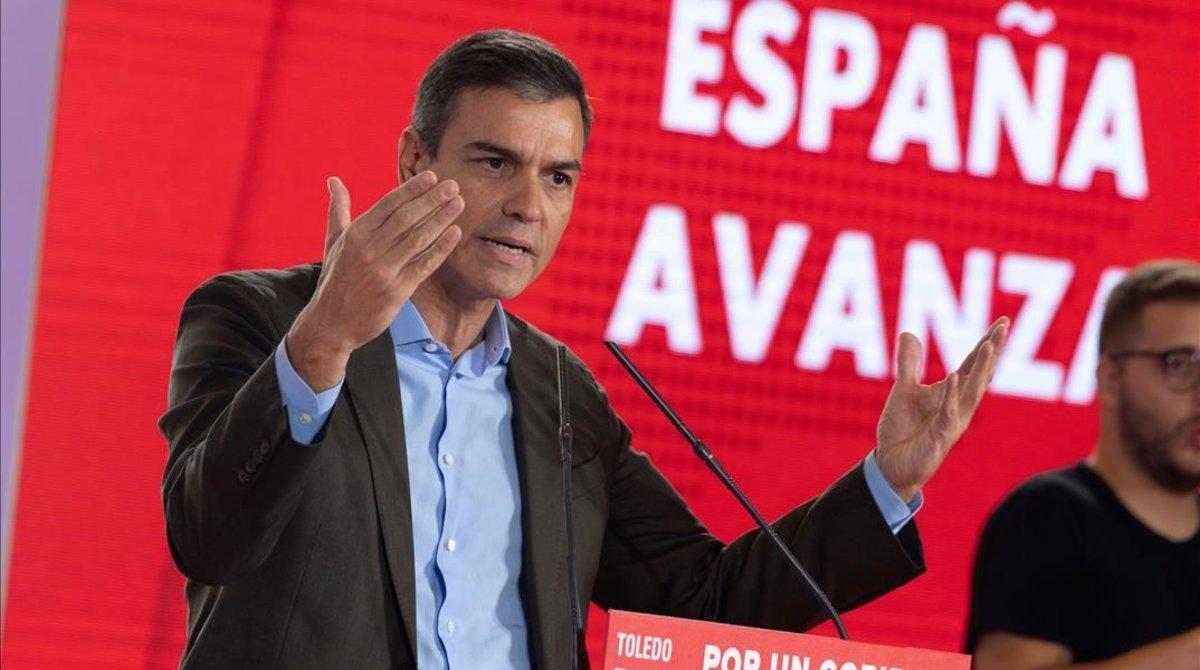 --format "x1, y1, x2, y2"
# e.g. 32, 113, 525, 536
4, 0, 1198, 666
